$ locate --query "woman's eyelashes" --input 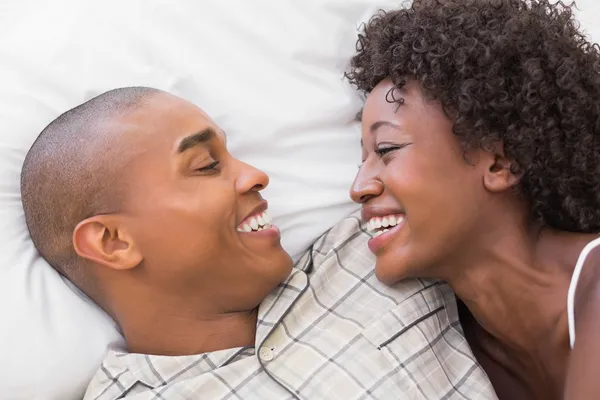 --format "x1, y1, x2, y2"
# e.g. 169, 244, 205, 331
374, 143, 410, 163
